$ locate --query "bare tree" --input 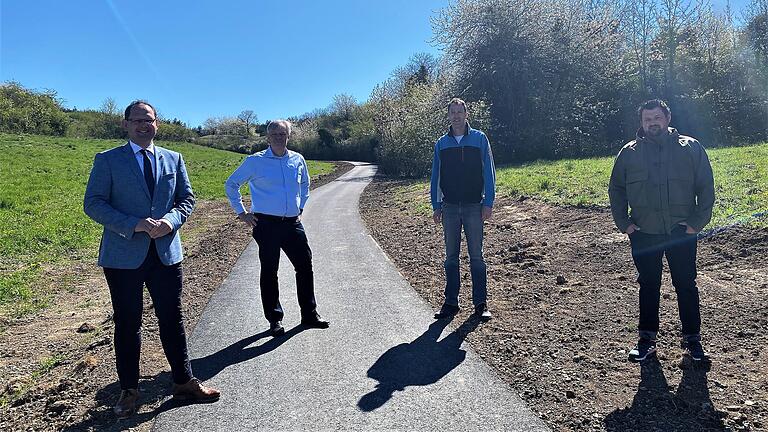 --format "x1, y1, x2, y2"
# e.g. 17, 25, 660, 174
99, 97, 119, 116
331, 94, 358, 120
656, 0, 705, 98
237, 110, 257, 136
623, 0, 658, 92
